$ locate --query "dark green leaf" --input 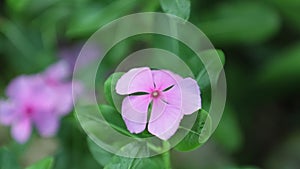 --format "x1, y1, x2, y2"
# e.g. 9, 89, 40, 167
196, 49, 225, 88
104, 155, 163, 169
87, 137, 113, 167
6, 0, 31, 13
53, 116, 101, 169
104, 72, 124, 108
0, 19, 55, 74
104, 143, 164, 169
66, 0, 139, 37
25, 157, 54, 169
99, 104, 129, 136
87, 106, 165, 168
0, 147, 20, 169
213, 106, 243, 153
195, 49, 225, 110
99, 104, 152, 138
258, 43, 300, 86
266, 0, 300, 30
160, 0, 191, 20
175, 109, 212, 151
198, 2, 280, 45
7, 0, 60, 14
